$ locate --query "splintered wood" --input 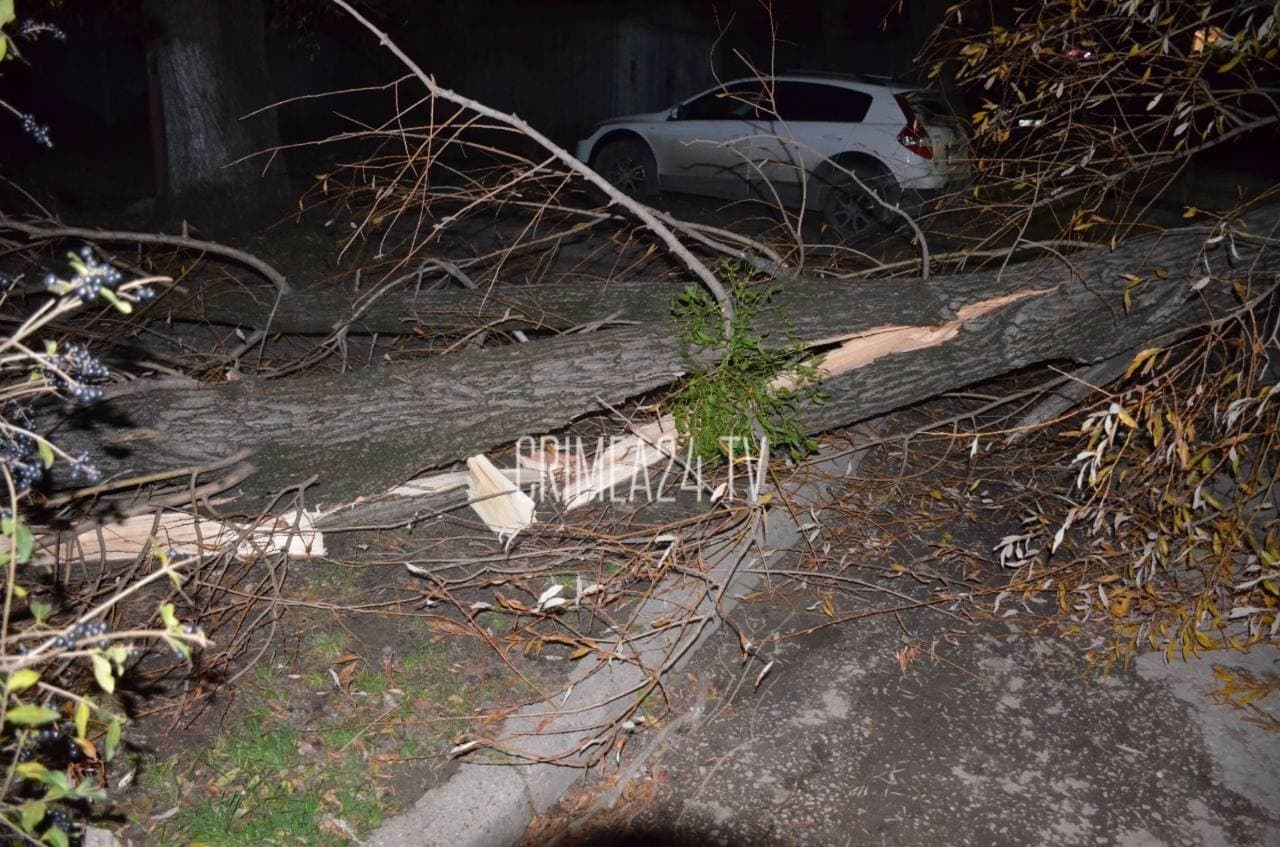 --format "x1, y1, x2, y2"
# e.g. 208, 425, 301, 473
40, 509, 325, 566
